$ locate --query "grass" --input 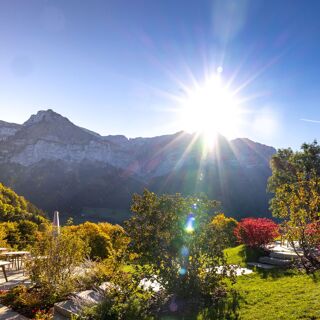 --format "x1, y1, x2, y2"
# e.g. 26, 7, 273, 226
224, 245, 320, 320
224, 244, 266, 266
